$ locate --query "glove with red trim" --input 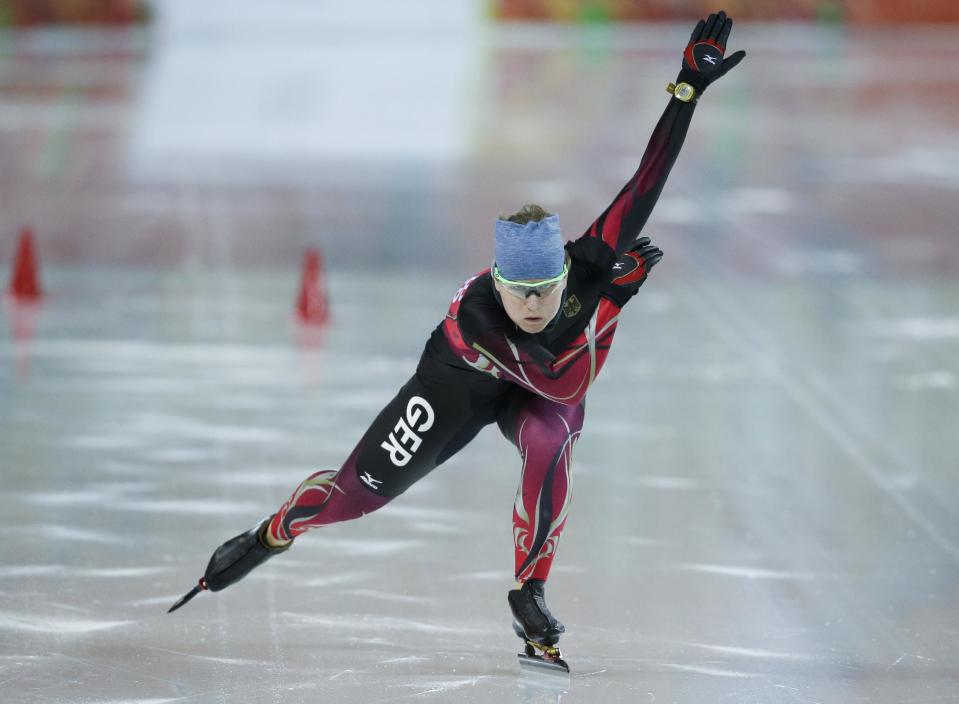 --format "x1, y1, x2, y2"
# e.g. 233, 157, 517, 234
677, 10, 746, 96
601, 237, 663, 308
